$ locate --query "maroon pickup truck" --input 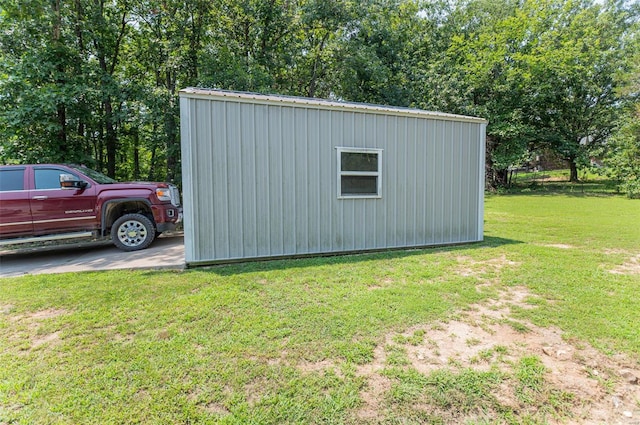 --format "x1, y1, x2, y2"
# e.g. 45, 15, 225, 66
0, 164, 182, 251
